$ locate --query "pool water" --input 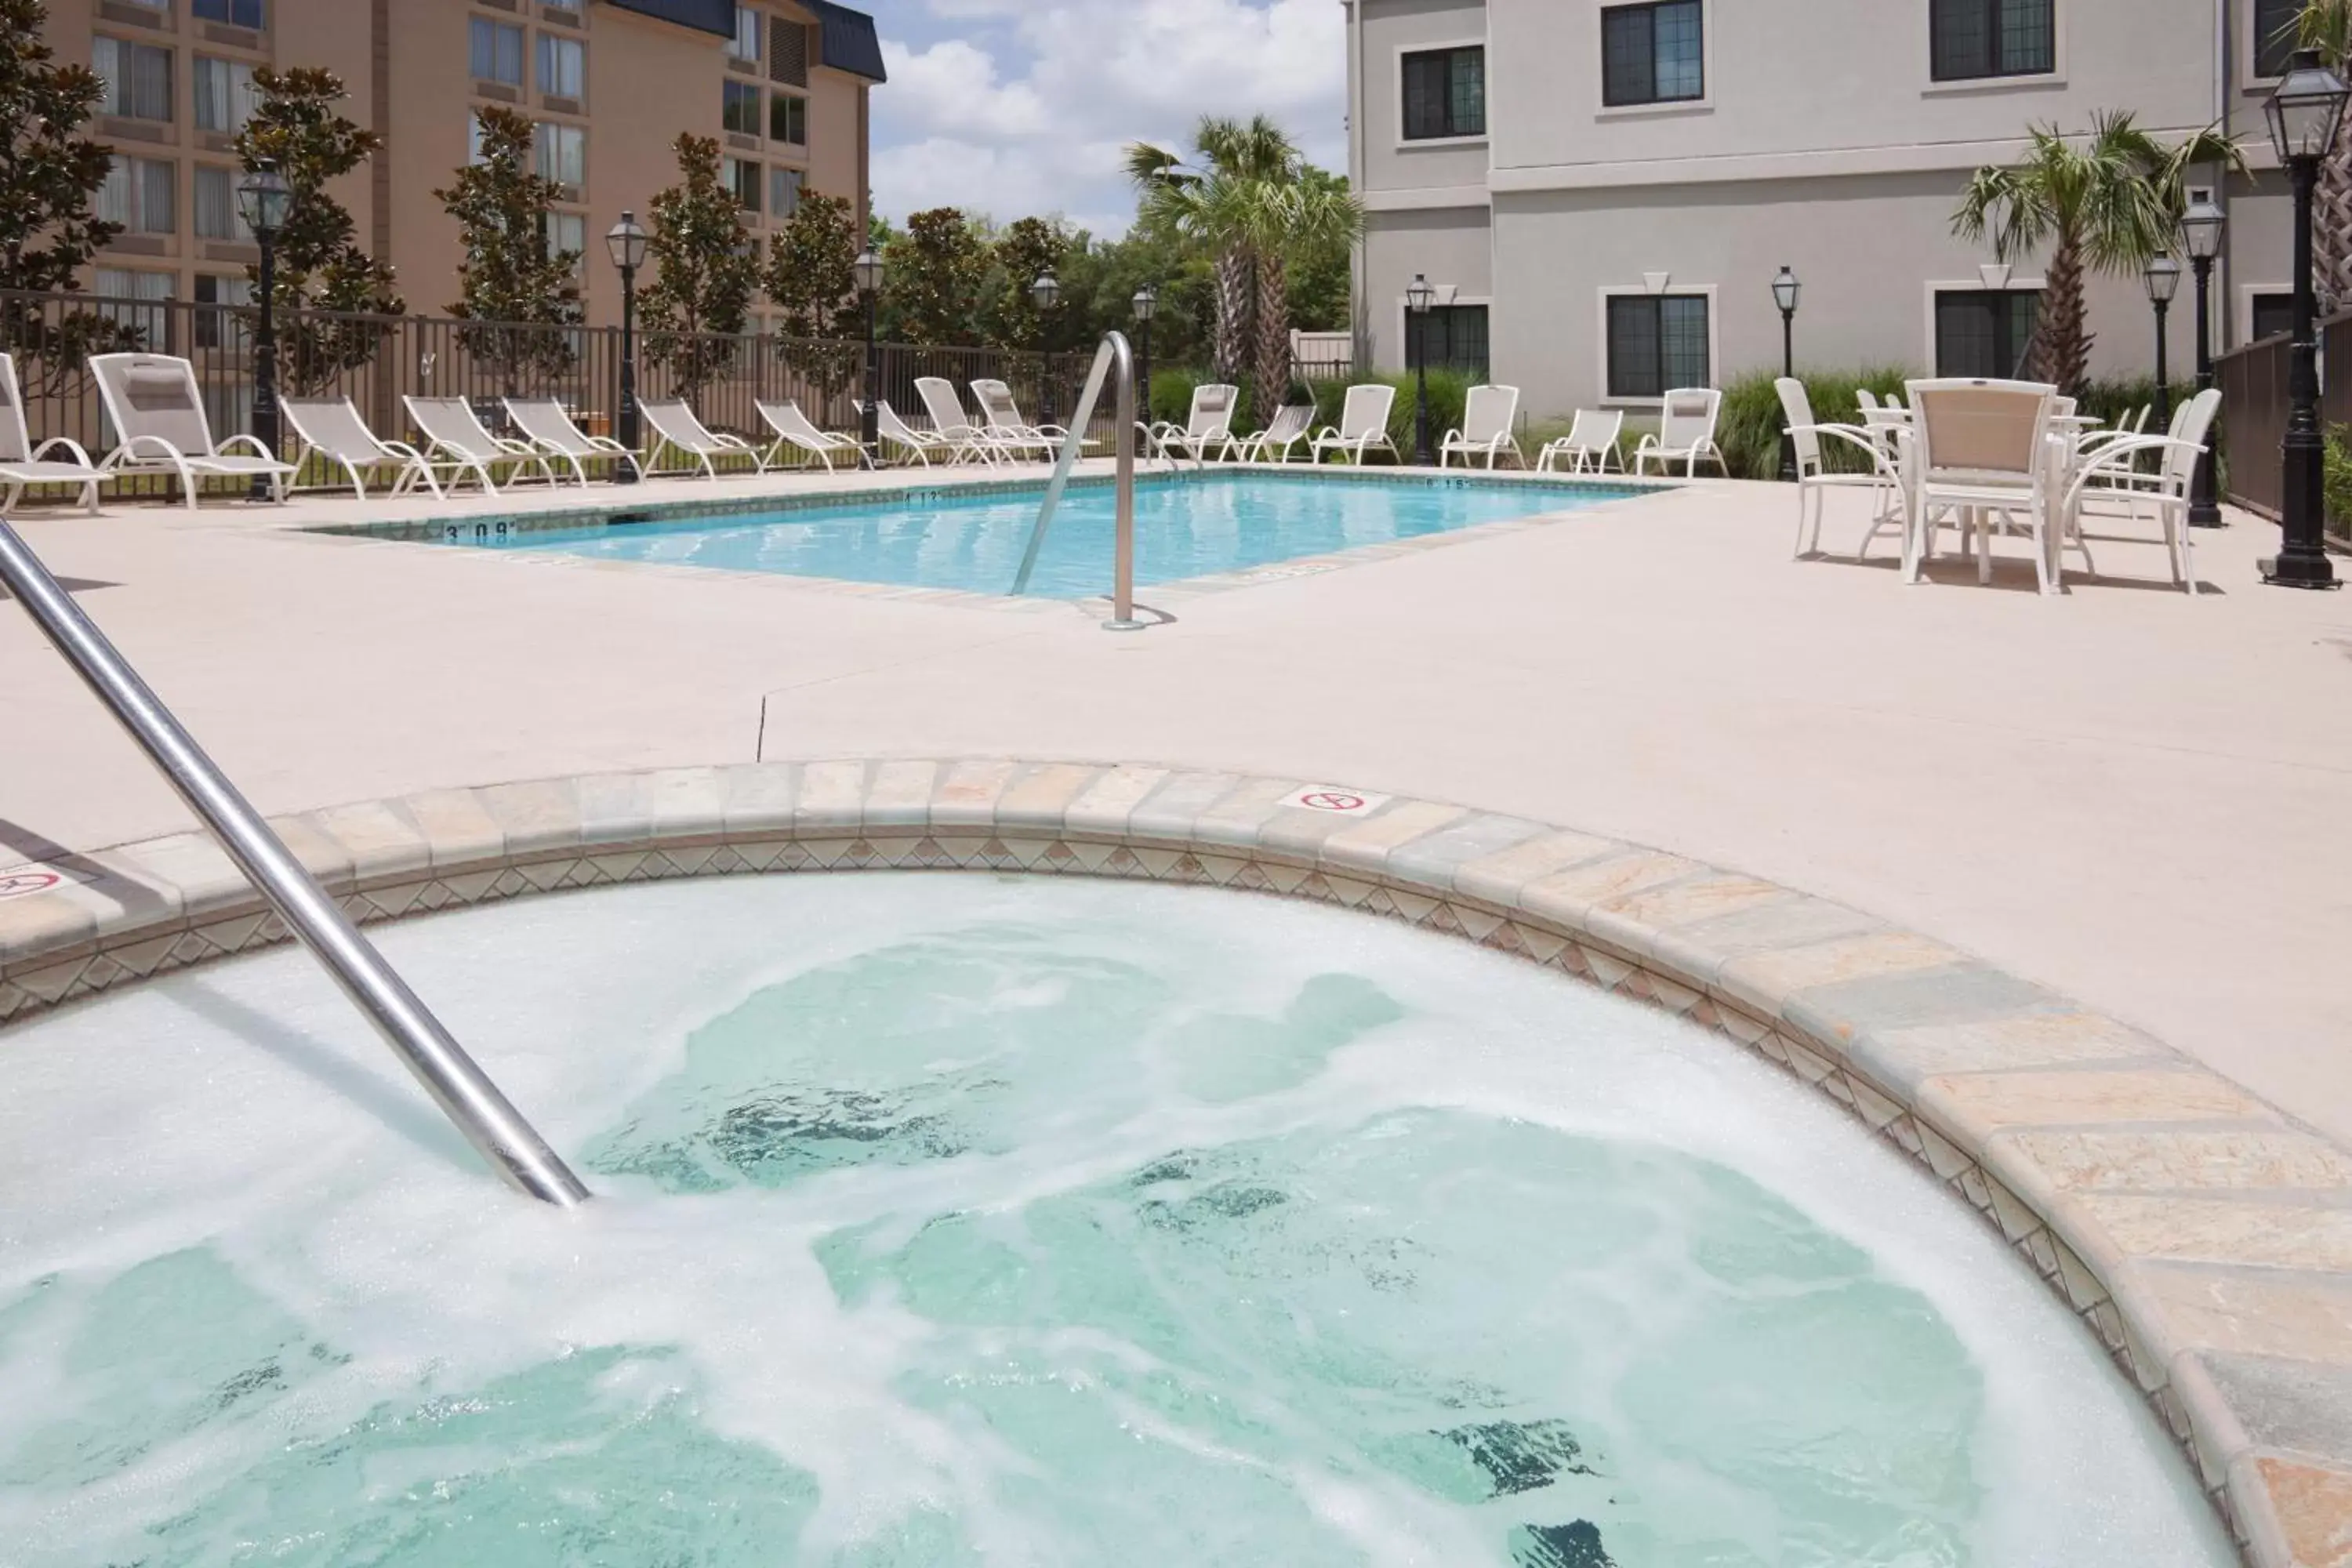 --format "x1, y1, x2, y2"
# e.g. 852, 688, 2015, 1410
0, 877, 2229, 1566
447, 472, 1642, 597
